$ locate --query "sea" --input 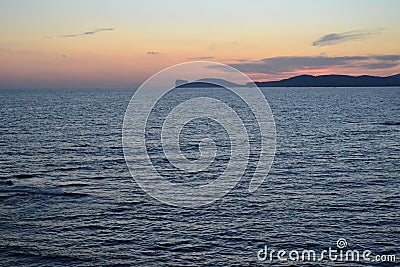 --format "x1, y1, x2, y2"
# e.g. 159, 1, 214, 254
0, 87, 399, 266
